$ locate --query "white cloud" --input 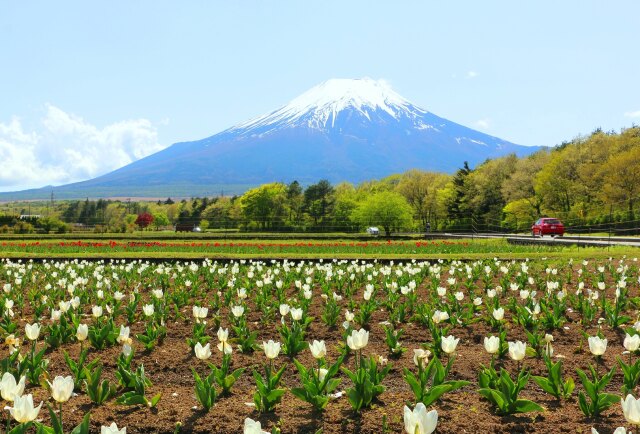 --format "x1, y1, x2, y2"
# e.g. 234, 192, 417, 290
465, 71, 478, 79
0, 105, 166, 191
475, 118, 490, 130
624, 110, 640, 118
